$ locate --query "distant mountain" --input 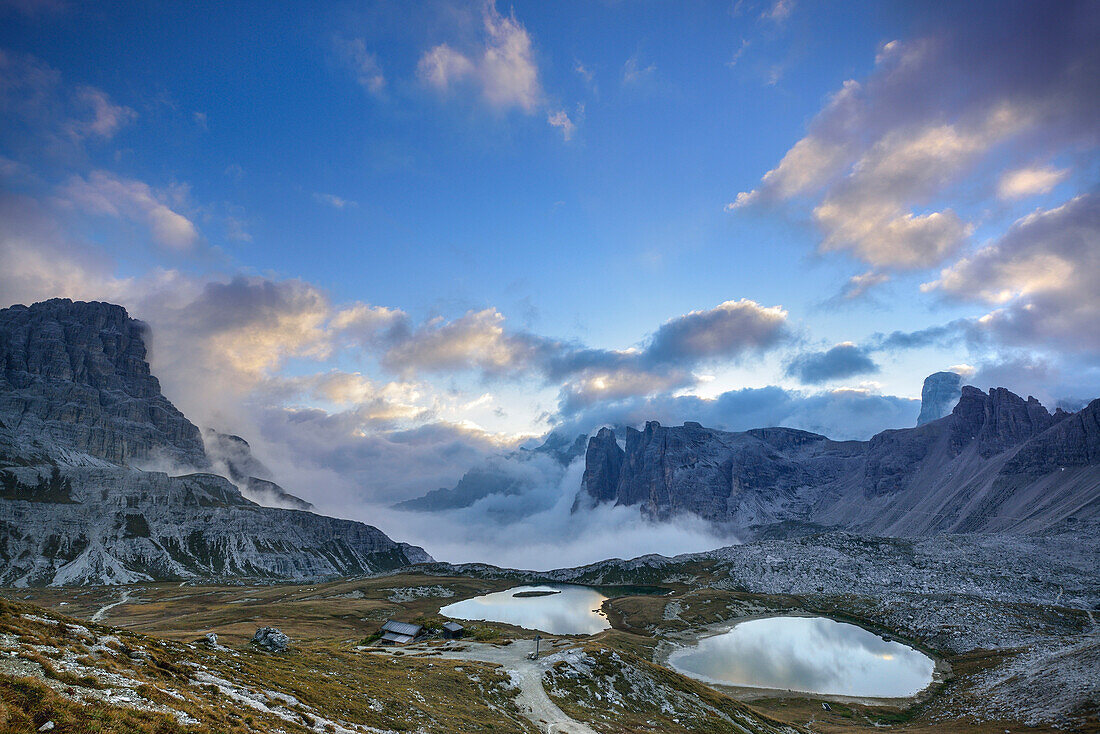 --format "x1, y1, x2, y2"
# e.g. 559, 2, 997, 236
395, 432, 586, 512
916, 371, 963, 426
203, 428, 314, 511
0, 299, 430, 586
574, 386, 1100, 538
